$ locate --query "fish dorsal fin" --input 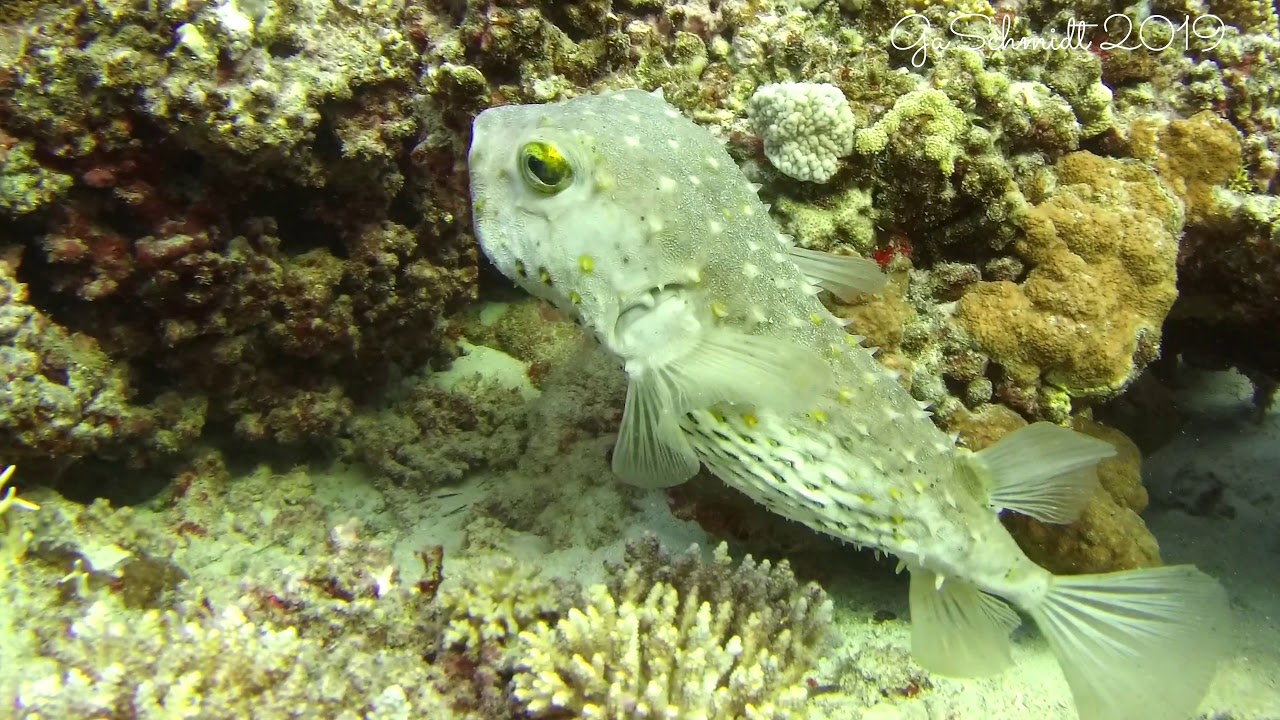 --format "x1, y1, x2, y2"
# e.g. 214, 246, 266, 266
787, 247, 887, 301
612, 328, 832, 488
971, 422, 1116, 523
908, 565, 1021, 677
